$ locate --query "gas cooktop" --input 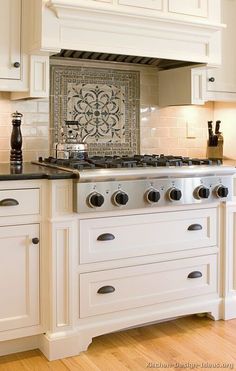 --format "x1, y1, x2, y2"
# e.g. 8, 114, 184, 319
33, 154, 236, 212
36, 154, 222, 170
